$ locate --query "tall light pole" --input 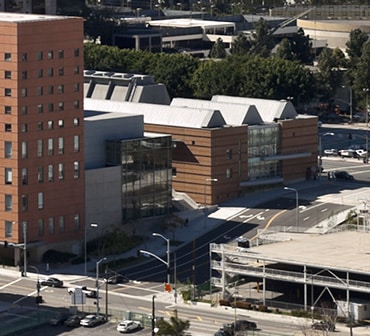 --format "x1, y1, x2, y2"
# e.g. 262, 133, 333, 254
151, 295, 156, 336
85, 223, 98, 275
204, 178, 218, 228
152, 233, 170, 285
284, 187, 299, 231
318, 132, 334, 180
343, 85, 353, 123
23, 222, 27, 277
363, 88, 369, 163
96, 257, 107, 317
